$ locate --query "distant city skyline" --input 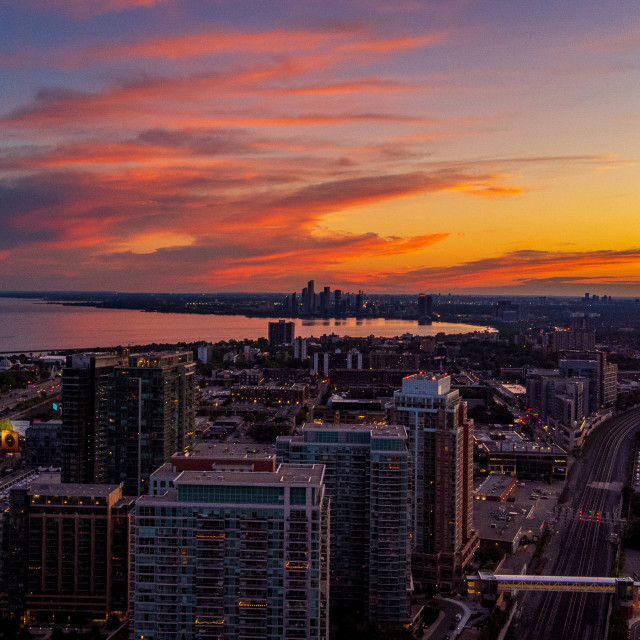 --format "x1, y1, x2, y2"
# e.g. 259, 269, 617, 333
1, 1, 640, 295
